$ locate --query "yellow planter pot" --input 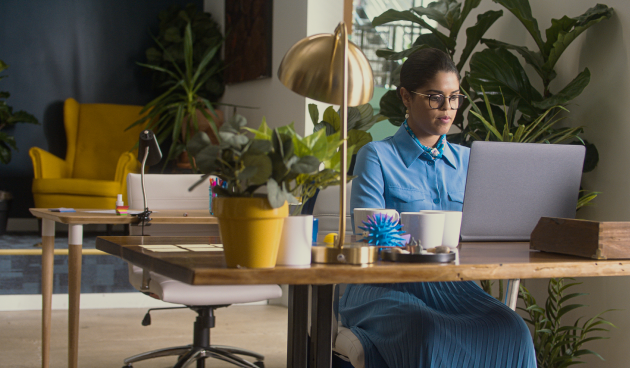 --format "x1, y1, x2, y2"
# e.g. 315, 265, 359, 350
213, 197, 288, 268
